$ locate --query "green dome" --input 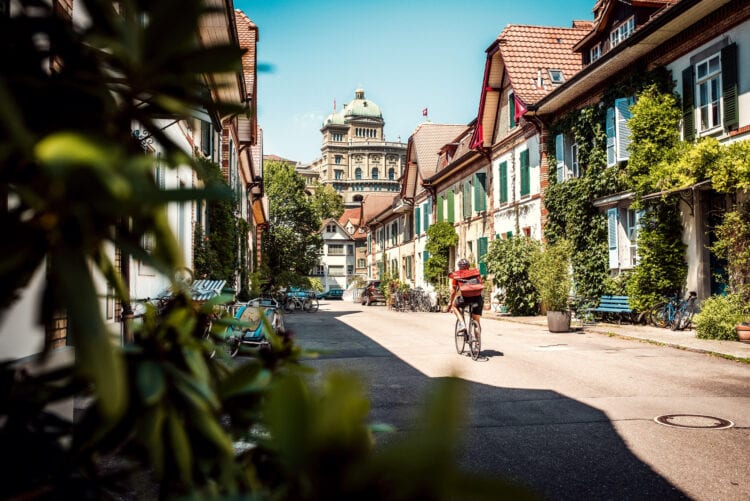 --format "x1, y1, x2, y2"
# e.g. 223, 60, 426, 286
324, 111, 346, 125
343, 88, 382, 119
